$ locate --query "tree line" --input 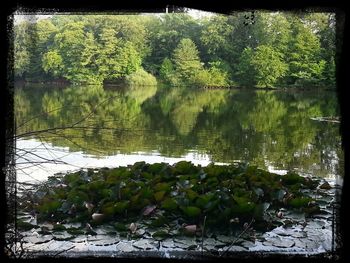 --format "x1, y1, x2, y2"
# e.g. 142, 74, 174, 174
14, 12, 336, 88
